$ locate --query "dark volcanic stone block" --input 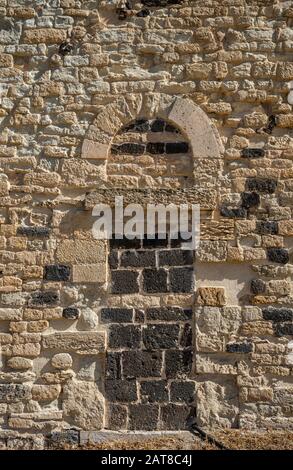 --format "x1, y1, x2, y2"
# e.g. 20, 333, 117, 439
0, 384, 31, 402
134, 309, 145, 323
111, 143, 145, 155
151, 119, 165, 132
169, 267, 194, 293
120, 250, 156, 268
262, 307, 293, 322
108, 250, 119, 269
105, 380, 137, 402
246, 178, 277, 194
170, 381, 195, 403
128, 404, 159, 430
122, 119, 150, 133
146, 142, 165, 154
165, 350, 193, 378
160, 404, 192, 430
106, 352, 121, 379
17, 226, 51, 237
180, 324, 193, 348
62, 307, 80, 320
146, 307, 192, 322
108, 325, 141, 349
267, 248, 289, 264
220, 206, 247, 218
143, 234, 168, 249
256, 221, 278, 235
241, 192, 260, 209
241, 148, 265, 158
251, 279, 266, 294
110, 236, 141, 250
44, 264, 70, 281
226, 343, 253, 353
48, 429, 79, 447
106, 404, 127, 430
101, 308, 133, 323
165, 142, 189, 154
30, 291, 59, 306
140, 380, 168, 403
142, 268, 168, 293
142, 324, 180, 349
111, 270, 139, 294
274, 323, 293, 337
158, 249, 193, 266
122, 350, 162, 378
